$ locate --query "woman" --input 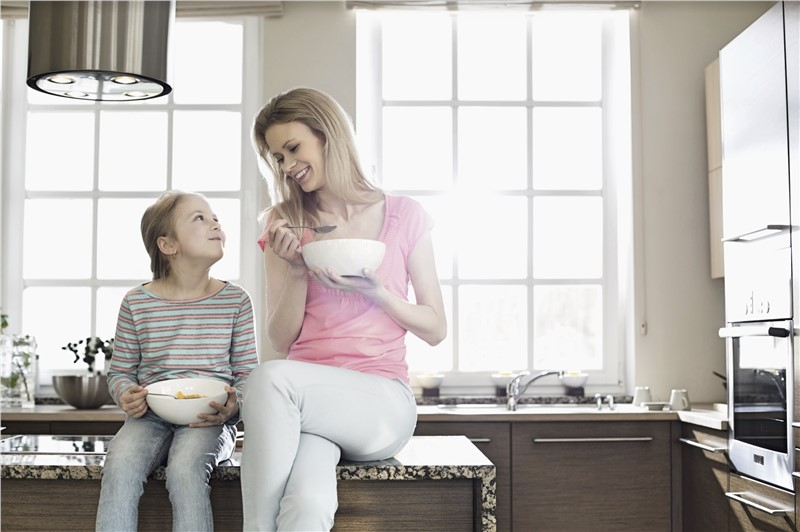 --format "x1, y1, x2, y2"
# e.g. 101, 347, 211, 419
241, 87, 447, 531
